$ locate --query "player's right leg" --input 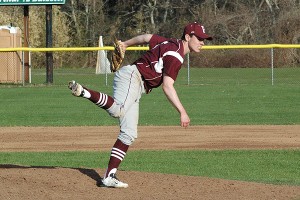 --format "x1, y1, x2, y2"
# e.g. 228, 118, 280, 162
102, 65, 144, 188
